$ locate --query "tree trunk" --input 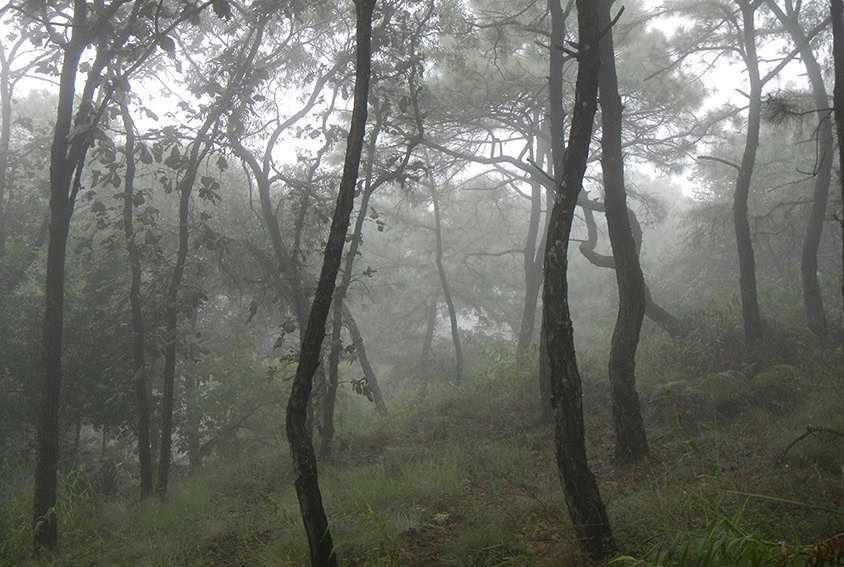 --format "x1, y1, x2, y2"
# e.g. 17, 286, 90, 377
322, 111, 383, 455
33, 11, 90, 546
831, 0, 844, 308
579, 206, 687, 338
430, 182, 463, 384
343, 305, 386, 413
734, 1, 764, 344
185, 300, 201, 473
0, 42, 13, 259
286, 1, 374, 563
598, 0, 648, 463
539, 0, 567, 428
156, 111, 217, 495
120, 98, 153, 499
517, 134, 546, 352
543, 0, 615, 558
768, 1, 832, 337
154, 26, 266, 492
156, 170, 192, 496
